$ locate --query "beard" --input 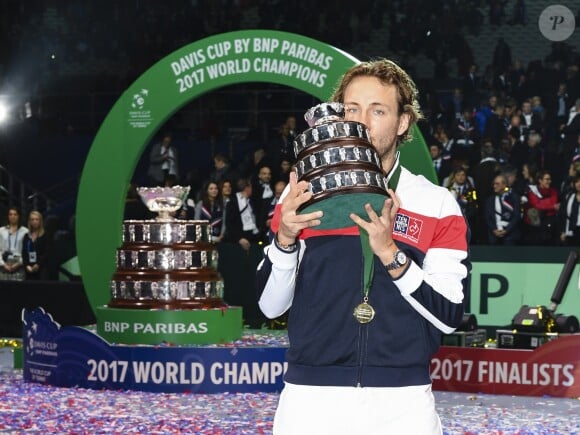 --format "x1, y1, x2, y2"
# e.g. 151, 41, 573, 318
372, 133, 399, 161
